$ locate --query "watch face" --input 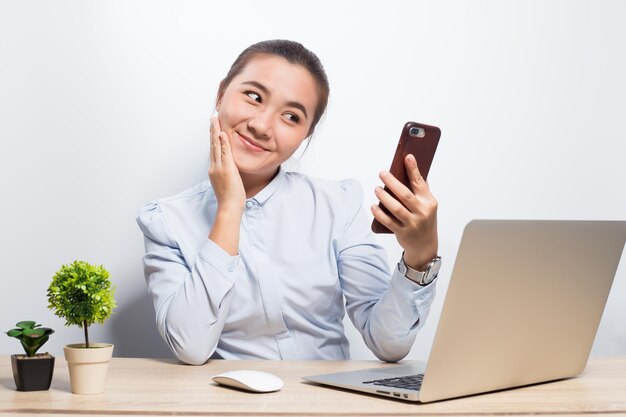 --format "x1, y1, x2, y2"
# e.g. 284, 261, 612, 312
399, 256, 441, 285
424, 258, 442, 284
